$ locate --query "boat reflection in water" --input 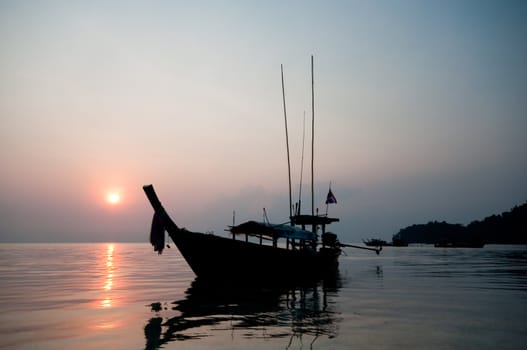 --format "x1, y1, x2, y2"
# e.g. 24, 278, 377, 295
144, 274, 342, 349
